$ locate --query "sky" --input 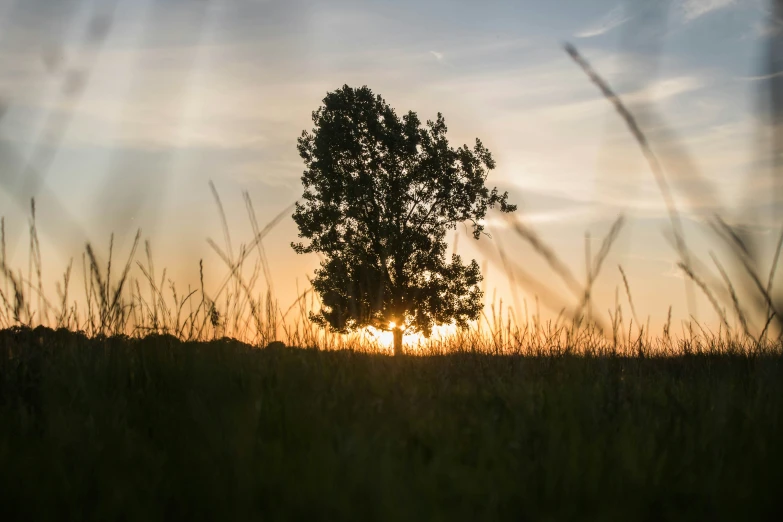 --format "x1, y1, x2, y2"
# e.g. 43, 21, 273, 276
0, 0, 781, 338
